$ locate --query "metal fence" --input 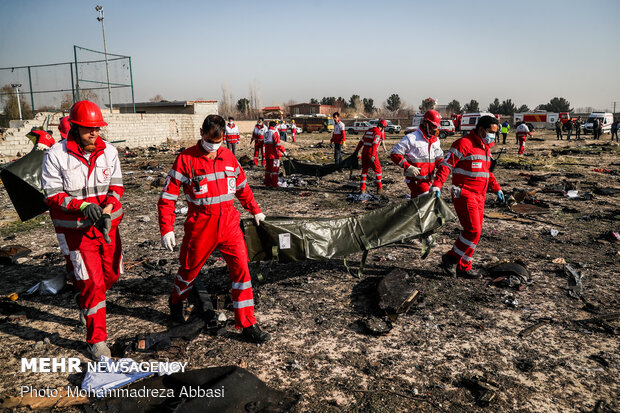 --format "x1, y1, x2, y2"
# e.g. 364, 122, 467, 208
0, 45, 134, 119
